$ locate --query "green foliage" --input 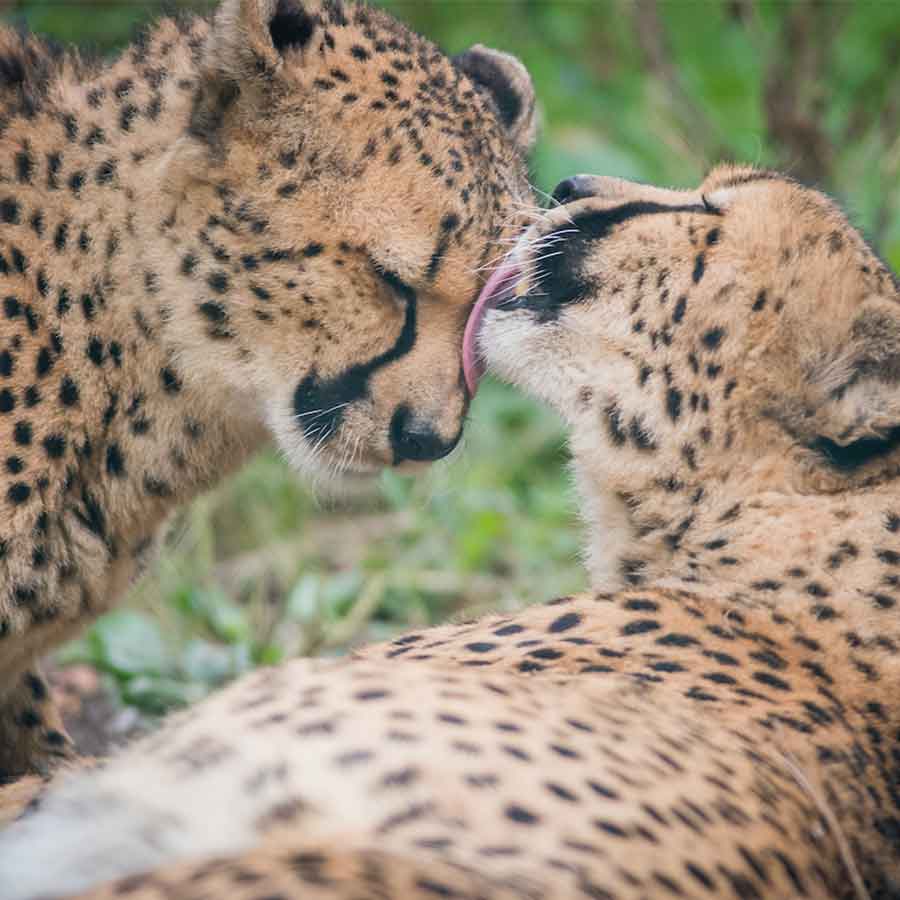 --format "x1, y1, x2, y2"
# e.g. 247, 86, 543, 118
6, 0, 899, 716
